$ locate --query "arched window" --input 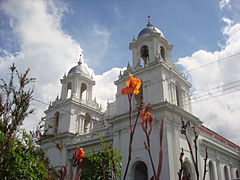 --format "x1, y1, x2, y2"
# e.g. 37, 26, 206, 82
54, 112, 60, 134
176, 85, 180, 106
209, 161, 215, 180
160, 47, 165, 61
67, 82, 72, 99
84, 113, 91, 133
224, 166, 229, 180
140, 45, 149, 65
80, 83, 87, 101
134, 161, 148, 180
236, 169, 239, 178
